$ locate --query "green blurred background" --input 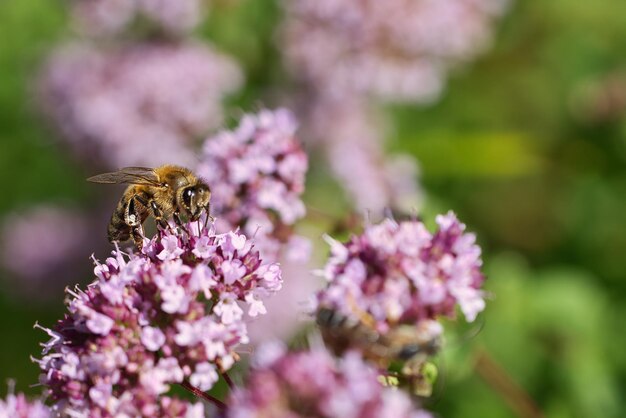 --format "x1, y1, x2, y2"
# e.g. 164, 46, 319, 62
1, 1, 625, 417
